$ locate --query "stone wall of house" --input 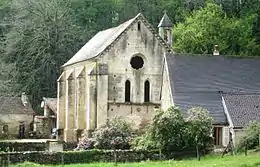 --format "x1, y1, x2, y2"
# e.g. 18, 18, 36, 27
0, 114, 33, 139
234, 129, 246, 146
34, 116, 52, 139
